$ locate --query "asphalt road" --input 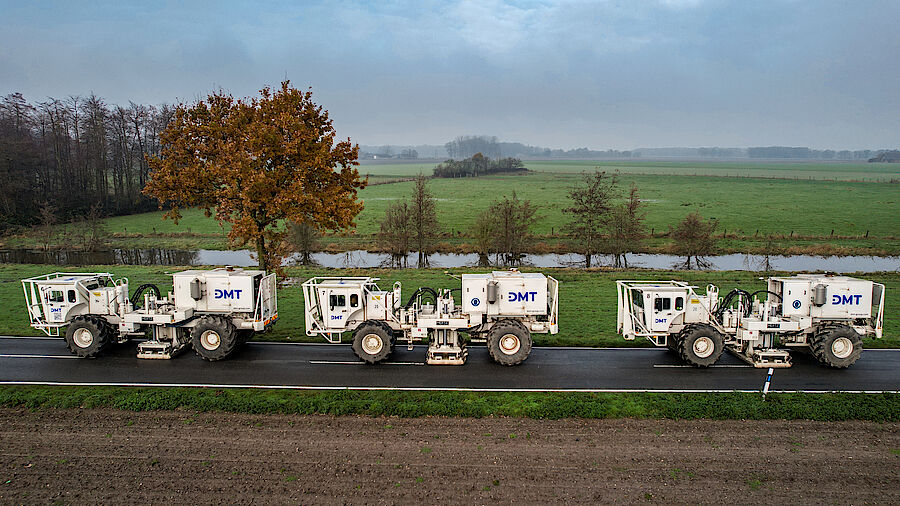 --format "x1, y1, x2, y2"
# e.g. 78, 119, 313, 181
1, 336, 898, 392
